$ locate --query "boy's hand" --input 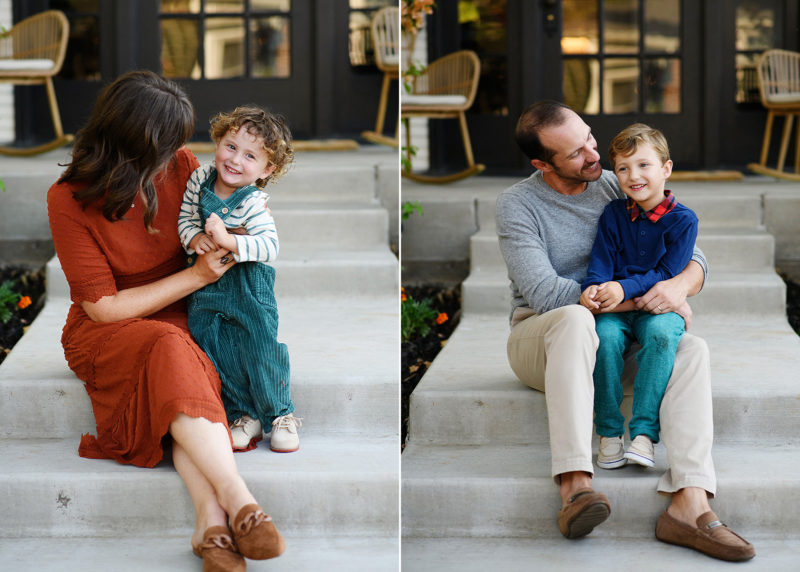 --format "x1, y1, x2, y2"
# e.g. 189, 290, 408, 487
580, 285, 600, 310
189, 232, 218, 255
595, 281, 624, 310
204, 213, 227, 242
